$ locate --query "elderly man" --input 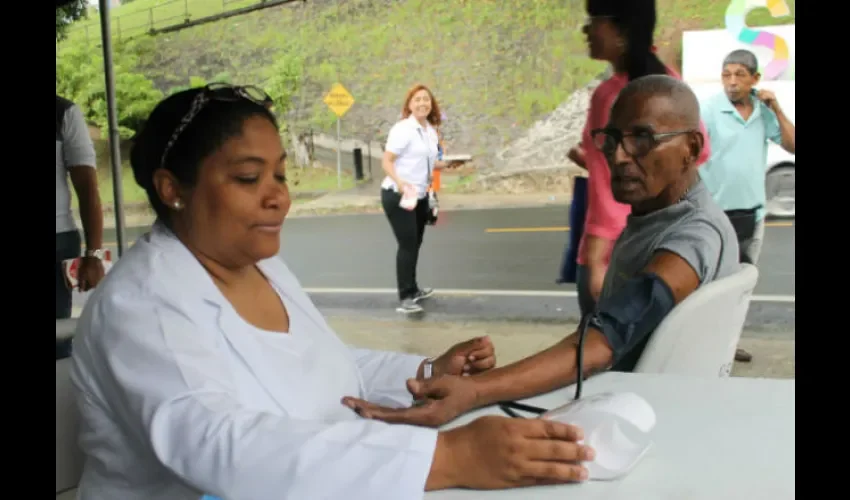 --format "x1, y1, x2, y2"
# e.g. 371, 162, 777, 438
341, 75, 741, 426
698, 49, 796, 363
